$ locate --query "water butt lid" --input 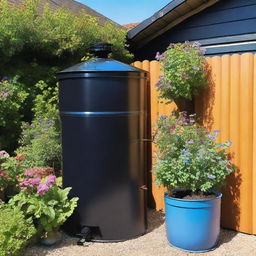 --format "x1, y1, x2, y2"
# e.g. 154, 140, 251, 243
57, 43, 148, 76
